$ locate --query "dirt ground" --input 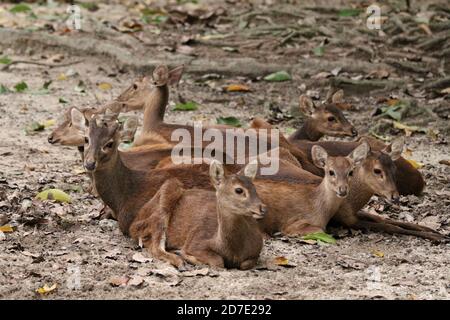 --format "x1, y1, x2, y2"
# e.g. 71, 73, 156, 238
0, 0, 449, 300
